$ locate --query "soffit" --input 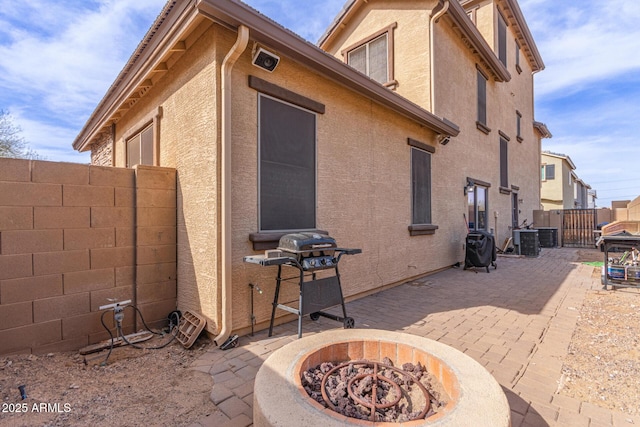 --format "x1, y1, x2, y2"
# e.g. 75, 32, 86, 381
74, 0, 460, 152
